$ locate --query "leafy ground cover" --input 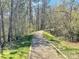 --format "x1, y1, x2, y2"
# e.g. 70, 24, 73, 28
0, 35, 33, 59
43, 31, 79, 59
